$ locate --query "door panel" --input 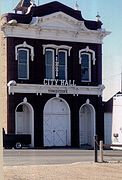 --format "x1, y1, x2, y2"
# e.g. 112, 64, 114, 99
79, 105, 94, 147
16, 113, 30, 134
54, 130, 67, 146
44, 130, 53, 146
44, 114, 68, 146
44, 115, 53, 146
16, 112, 24, 134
